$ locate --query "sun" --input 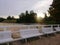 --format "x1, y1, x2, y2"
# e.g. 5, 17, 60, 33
37, 12, 45, 18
